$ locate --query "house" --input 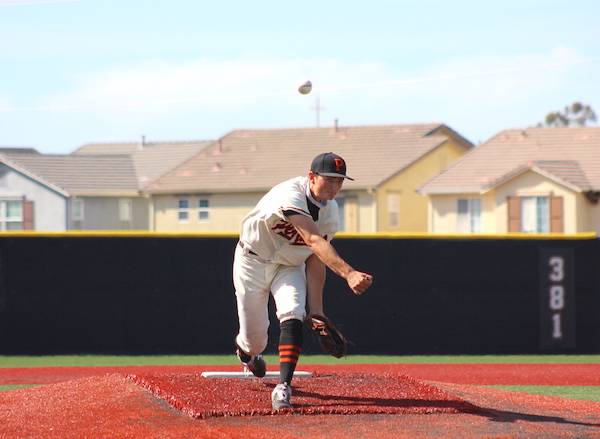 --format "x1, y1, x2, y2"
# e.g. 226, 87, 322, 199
0, 151, 140, 230
144, 123, 473, 233
0, 148, 55, 231
0, 140, 212, 231
417, 127, 600, 234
